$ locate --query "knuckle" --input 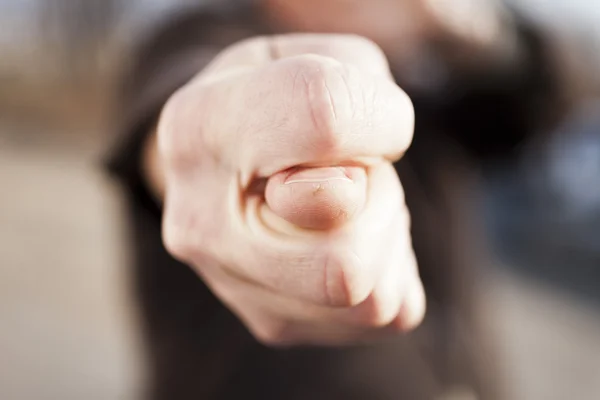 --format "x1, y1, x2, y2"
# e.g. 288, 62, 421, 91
323, 249, 373, 308
395, 282, 426, 332
392, 305, 423, 333
161, 207, 201, 262
371, 82, 414, 159
162, 222, 193, 262
358, 294, 402, 328
158, 85, 208, 165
